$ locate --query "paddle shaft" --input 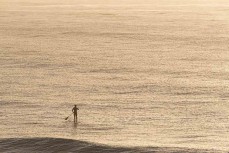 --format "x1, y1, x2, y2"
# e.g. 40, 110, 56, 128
65, 112, 73, 120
